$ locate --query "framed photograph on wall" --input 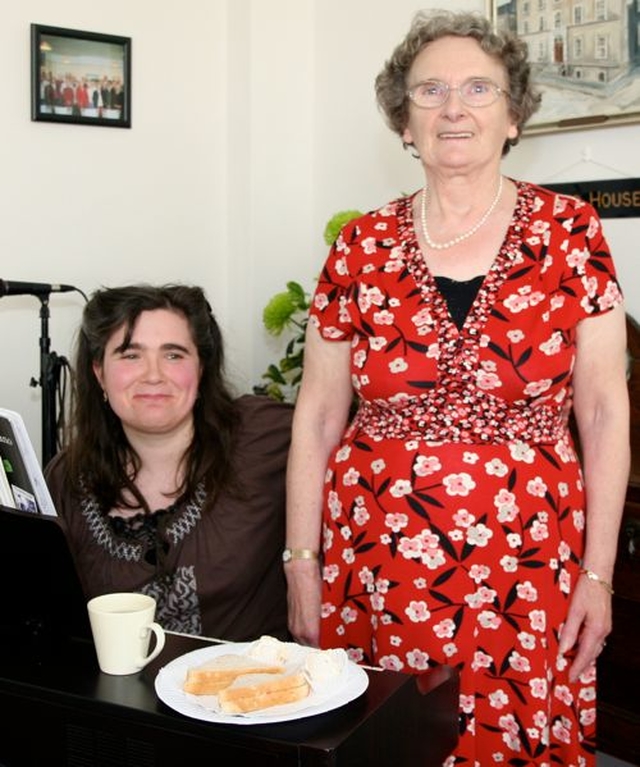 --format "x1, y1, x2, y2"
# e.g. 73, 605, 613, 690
31, 24, 131, 128
490, 0, 640, 135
